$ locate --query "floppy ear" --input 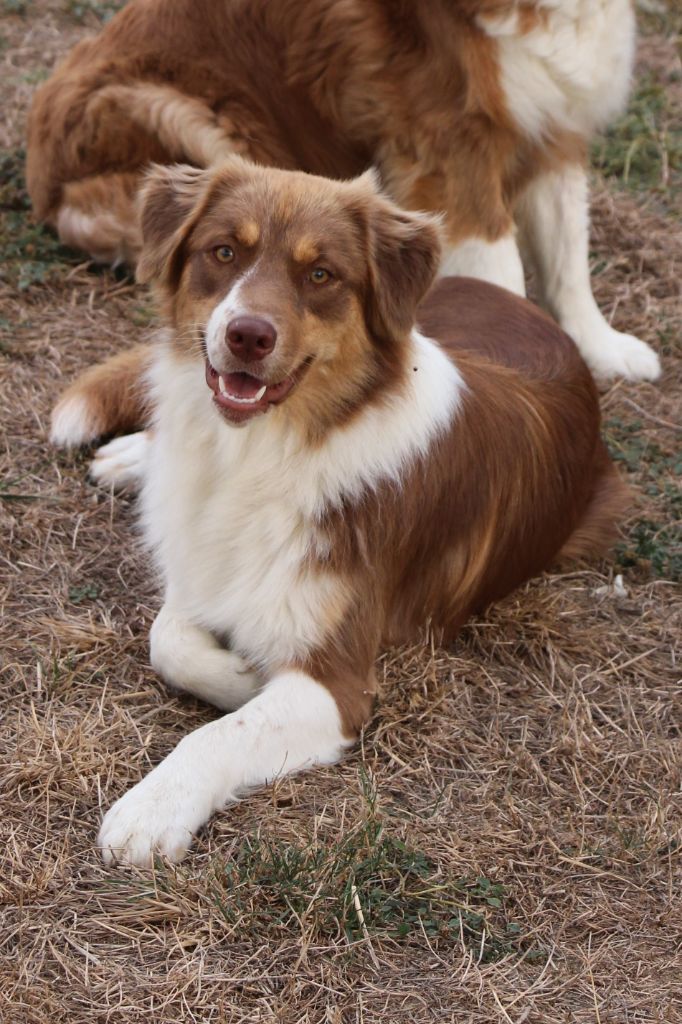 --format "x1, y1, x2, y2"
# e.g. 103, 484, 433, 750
135, 163, 210, 288
354, 175, 443, 341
